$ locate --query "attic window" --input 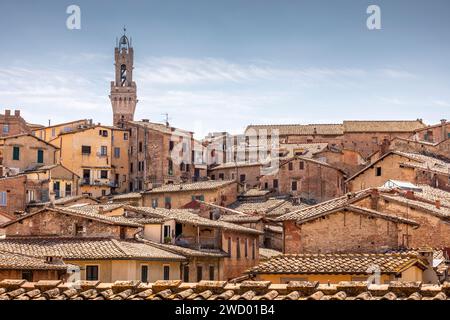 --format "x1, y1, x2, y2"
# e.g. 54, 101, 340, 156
375, 167, 382, 176
75, 224, 85, 235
